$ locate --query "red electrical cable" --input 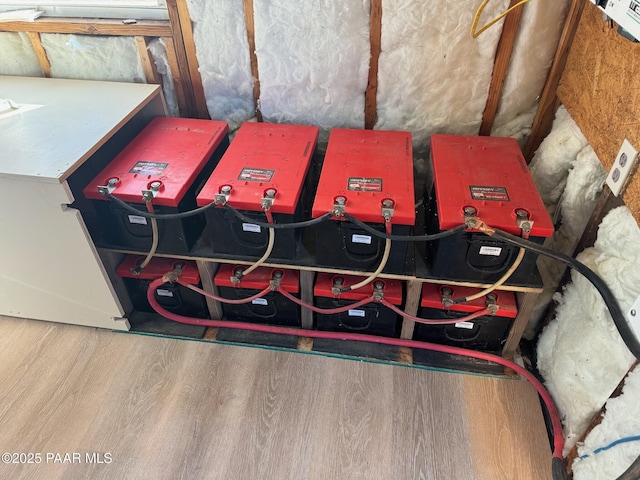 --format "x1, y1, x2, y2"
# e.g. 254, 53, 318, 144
146, 277, 564, 464
380, 299, 491, 325
176, 279, 272, 305
264, 208, 274, 224
277, 287, 375, 314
